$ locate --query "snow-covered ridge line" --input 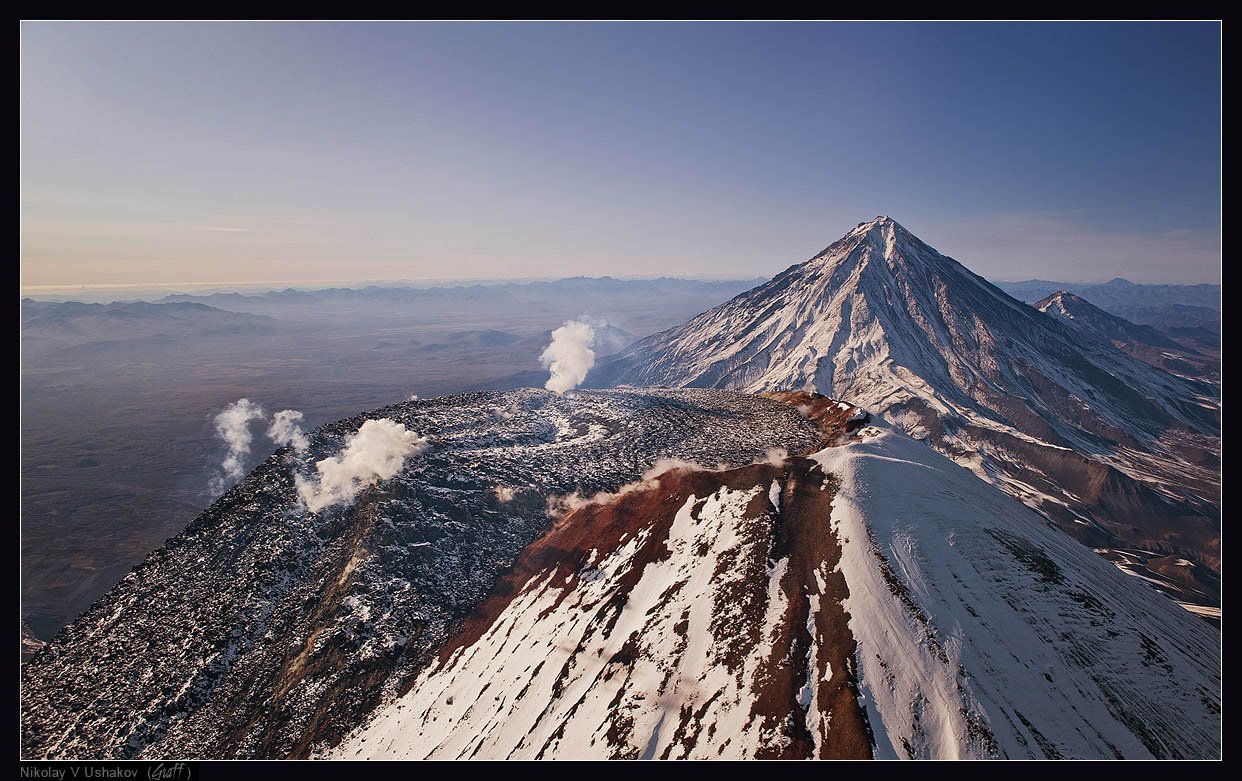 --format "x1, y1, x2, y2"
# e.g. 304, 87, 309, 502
815, 420, 1220, 759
